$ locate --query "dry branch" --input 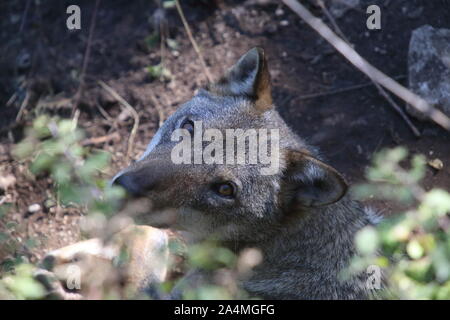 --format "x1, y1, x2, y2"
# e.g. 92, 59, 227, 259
15, 90, 30, 122
19, 0, 31, 33
81, 132, 120, 146
282, 0, 450, 131
98, 81, 140, 161
73, 0, 101, 115
148, 92, 165, 128
294, 75, 405, 100
316, 0, 420, 137
175, 0, 213, 83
